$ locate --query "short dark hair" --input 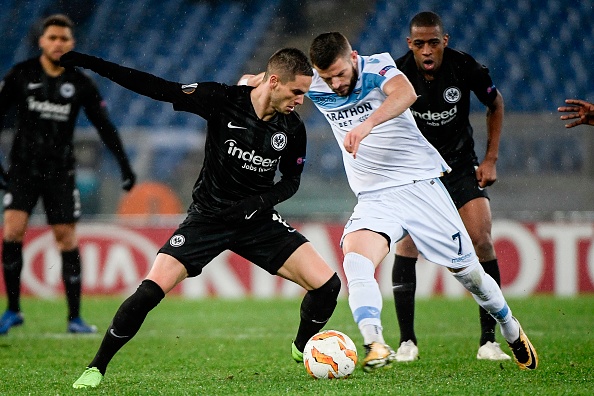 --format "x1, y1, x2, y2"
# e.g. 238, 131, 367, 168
42, 14, 74, 34
265, 48, 313, 83
309, 32, 352, 70
409, 11, 444, 34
